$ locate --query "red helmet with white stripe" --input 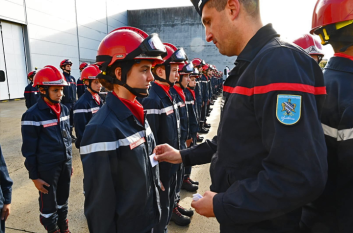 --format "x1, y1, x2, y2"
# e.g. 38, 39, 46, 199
293, 34, 324, 56
27, 71, 36, 80
60, 59, 72, 69
79, 62, 88, 71
33, 65, 68, 88
80, 65, 100, 81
